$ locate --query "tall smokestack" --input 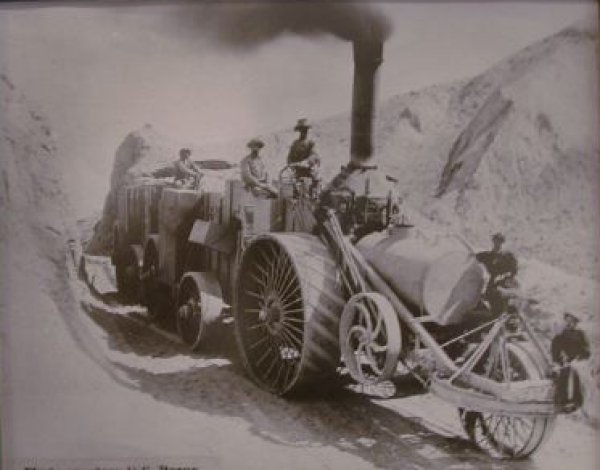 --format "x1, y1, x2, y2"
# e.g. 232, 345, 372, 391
350, 40, 383, 166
